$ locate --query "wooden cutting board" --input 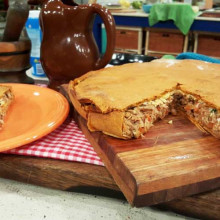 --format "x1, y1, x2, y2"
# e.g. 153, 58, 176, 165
74, 108, 220, 207
62, 84, 220, 208
0, 84, 219, 219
